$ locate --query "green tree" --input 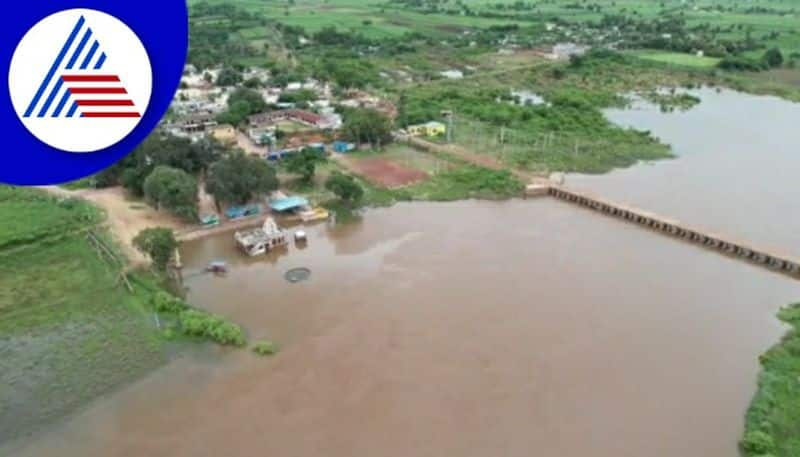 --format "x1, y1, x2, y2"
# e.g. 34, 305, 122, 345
217, 88, 268, 126
215, 67, 243, 87
325, 172, 363, 203
205, 152, 279, 206
763, 47, 784, 68
341, 108, 393, 148
96, 133, 223, 194
284, 148, 325, 183
133, 227, 178, 270
143, 166, 199, 220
